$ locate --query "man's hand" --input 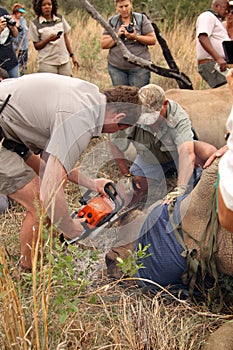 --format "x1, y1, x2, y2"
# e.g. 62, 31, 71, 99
92, 178, 114, 197
216, 57, 228, 72
63, 217, 86, 241
163, 185, 187, 204
203, 145, 229, 168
